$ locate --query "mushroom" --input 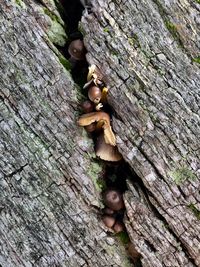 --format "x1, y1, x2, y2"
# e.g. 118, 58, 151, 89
103, 207, 115, 215
84, 123, 96, 133
88, 86, 102, 104
103, 189, 124, 211
113, 221, 124, 233
68, 39, 85, 61
86, 64, 105, 87
81, 100, 94, 113
101, 87, 108, 103
95, 133, 122, 161
102, 215, 116, 228
77, 112, 116, 146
